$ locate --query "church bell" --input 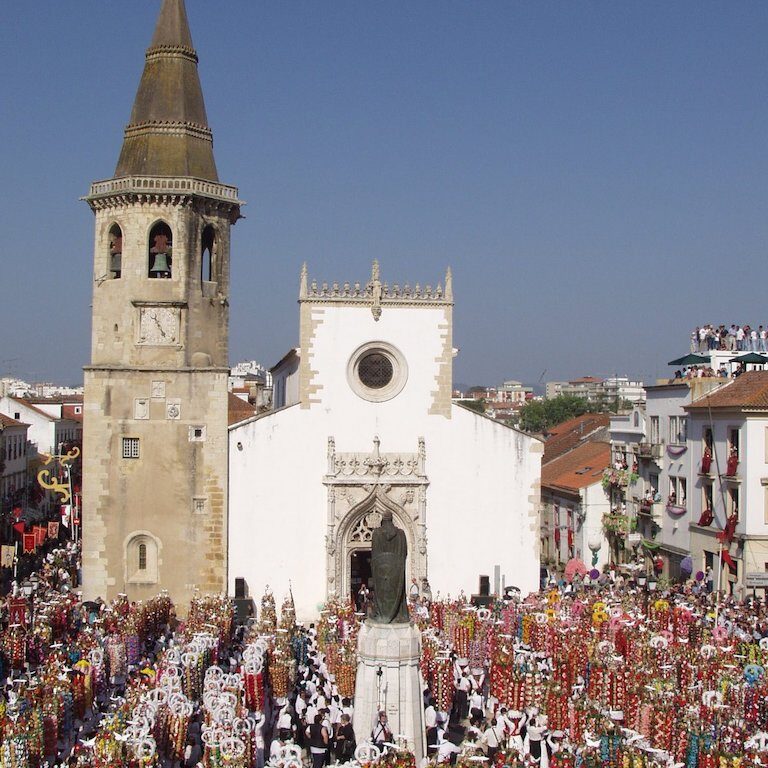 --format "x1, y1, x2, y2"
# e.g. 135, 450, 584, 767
150, 251, 171, 277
